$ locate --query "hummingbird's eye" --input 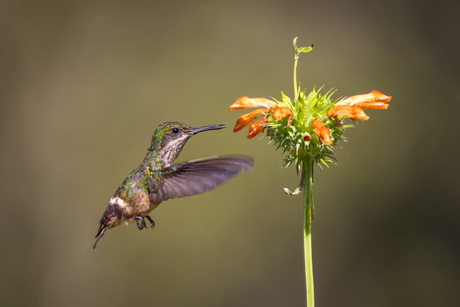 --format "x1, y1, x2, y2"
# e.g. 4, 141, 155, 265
172, 127, 180, 134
